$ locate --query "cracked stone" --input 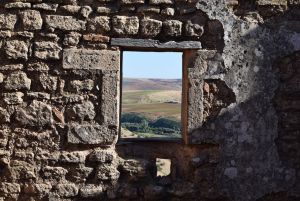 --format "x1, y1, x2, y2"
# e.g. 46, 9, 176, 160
88, 16, 110, 33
